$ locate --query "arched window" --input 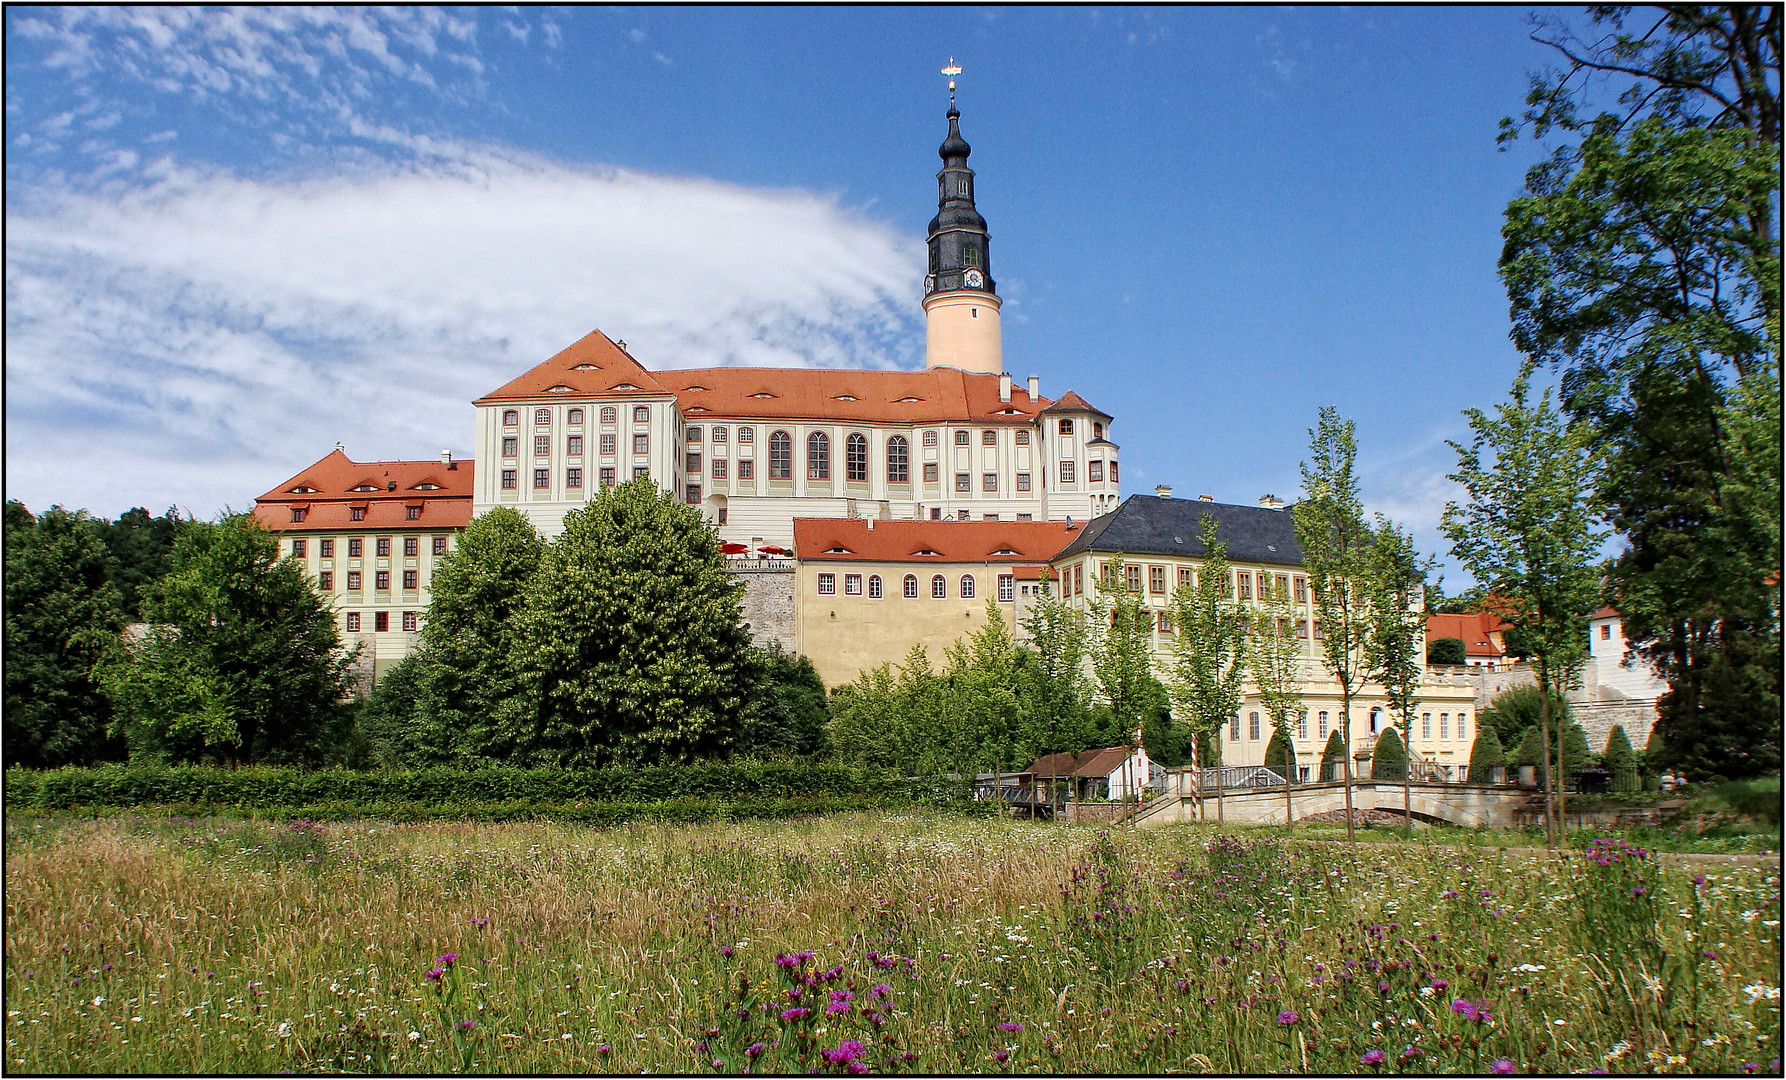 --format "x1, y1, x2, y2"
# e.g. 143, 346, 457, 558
502, 409, 518, 426
868, 575, 883, 599
886, 436, 909, 483
568, 409, 584, 425
931, 574, 947, 599
902, 574, 919, 598
633, 406, 650, 423
807, 432, 830, 480
846, 433, 868, 481
768, 431, 792, 479
535, 408, 551, 425
960, 575, 975, 599
600, 407, 616, 423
